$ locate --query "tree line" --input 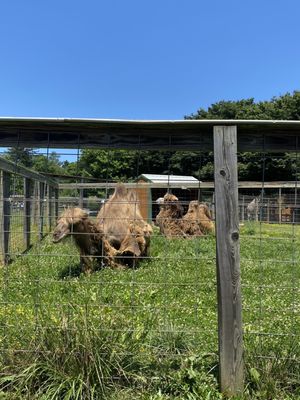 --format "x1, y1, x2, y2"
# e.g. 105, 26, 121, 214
4, 91, 300, 182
